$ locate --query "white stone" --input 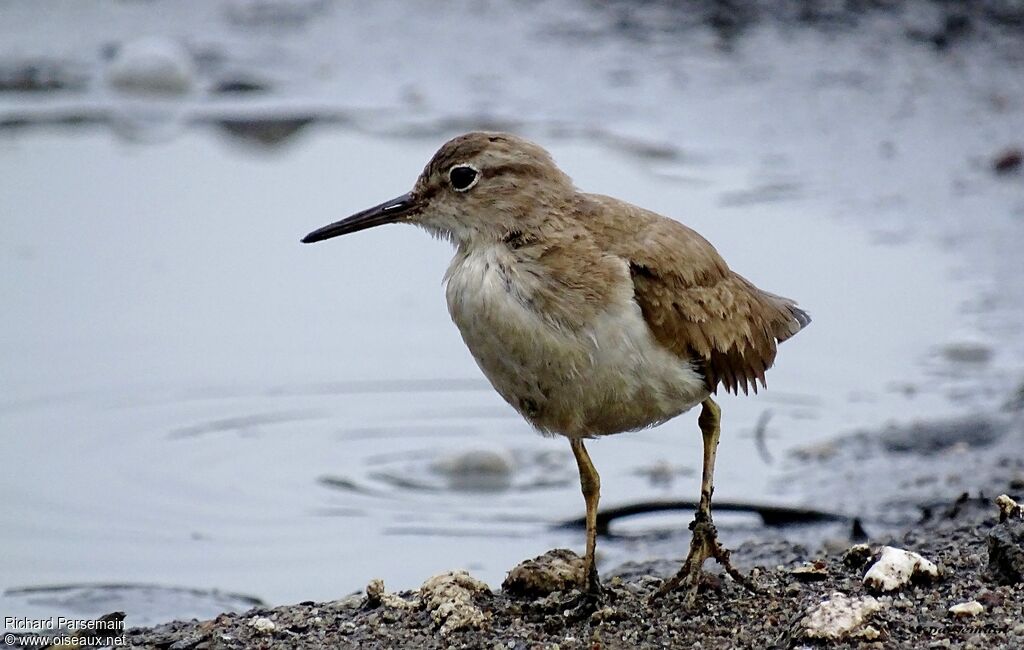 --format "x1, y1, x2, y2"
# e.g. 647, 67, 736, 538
248, 616, 276, 633
366, 577, 415, 609
419, 570, 491, 636
863, 545, 940, 592
996, 494, 1023, 521
803, 592, 884, 640
948, 600, 984, 617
